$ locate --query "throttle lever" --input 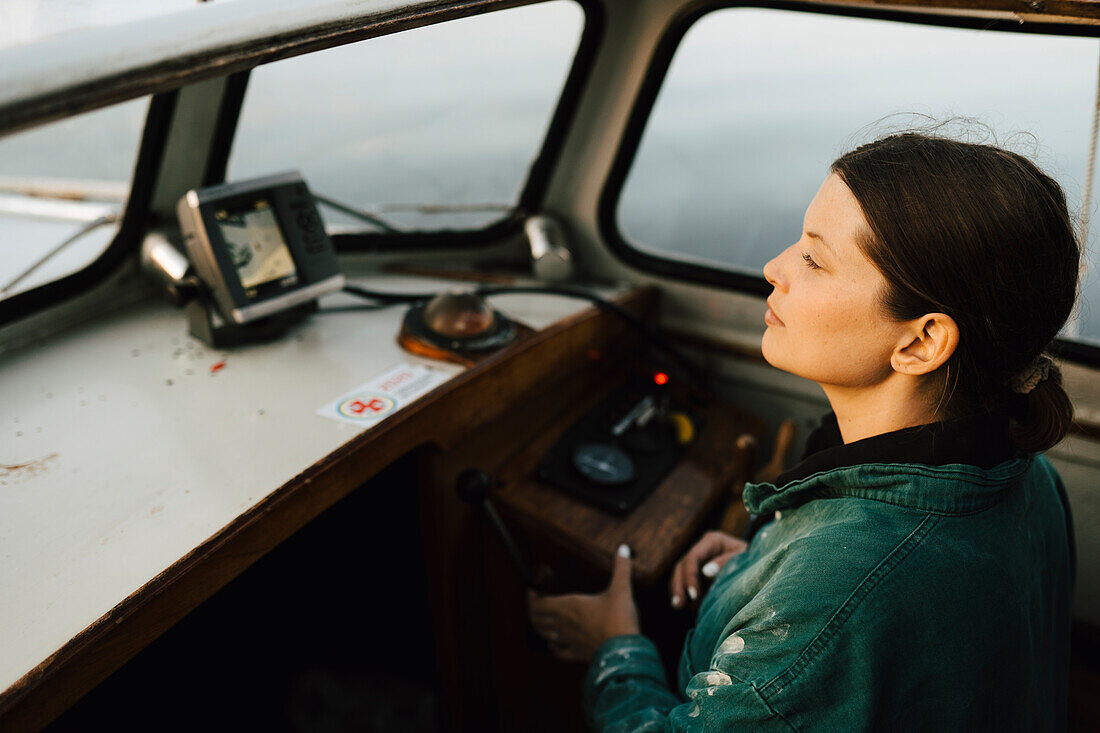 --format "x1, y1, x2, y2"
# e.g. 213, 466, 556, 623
455, 468, 551, 592
456, 468, 554, 655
